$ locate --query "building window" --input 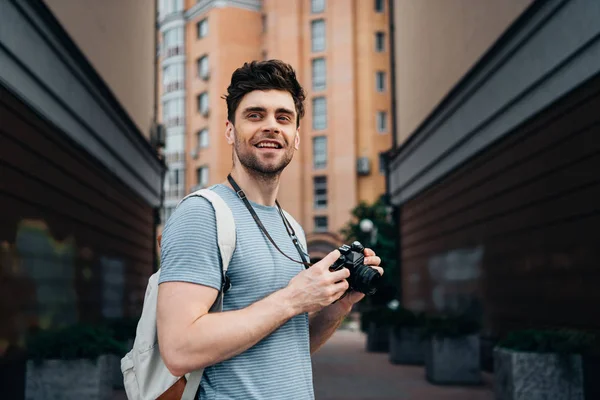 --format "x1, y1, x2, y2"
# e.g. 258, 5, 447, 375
377, 111, 388, 133
311, 19, 326, 52
375, 0, 384, 13
197, 92, 209, 115
314, 216, 328, 232
197, 55, 209, 79
311, 0, 325, 13
197, 128, 209, 149
165, 167, 184, 200
375, 32, 385, 52
313, 176, 327, 209
312, 97, 327, 130
313, 136, 327, 169
160, 0, 184, 17
262, 14, 267, 33
162, 98, 184, 127
262, 50, 268, 60
376, 71, 386, 92
379, 152, 387, 174
162, 63, 184, 92
162, 27, 184, 57
197, 18, 208, 39
197, 166, 209, 187
312, 58, 326, 91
